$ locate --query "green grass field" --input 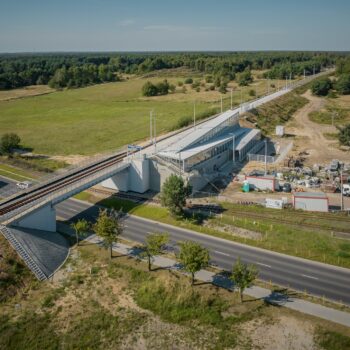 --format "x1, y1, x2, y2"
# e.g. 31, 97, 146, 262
0, 75, 273, 156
